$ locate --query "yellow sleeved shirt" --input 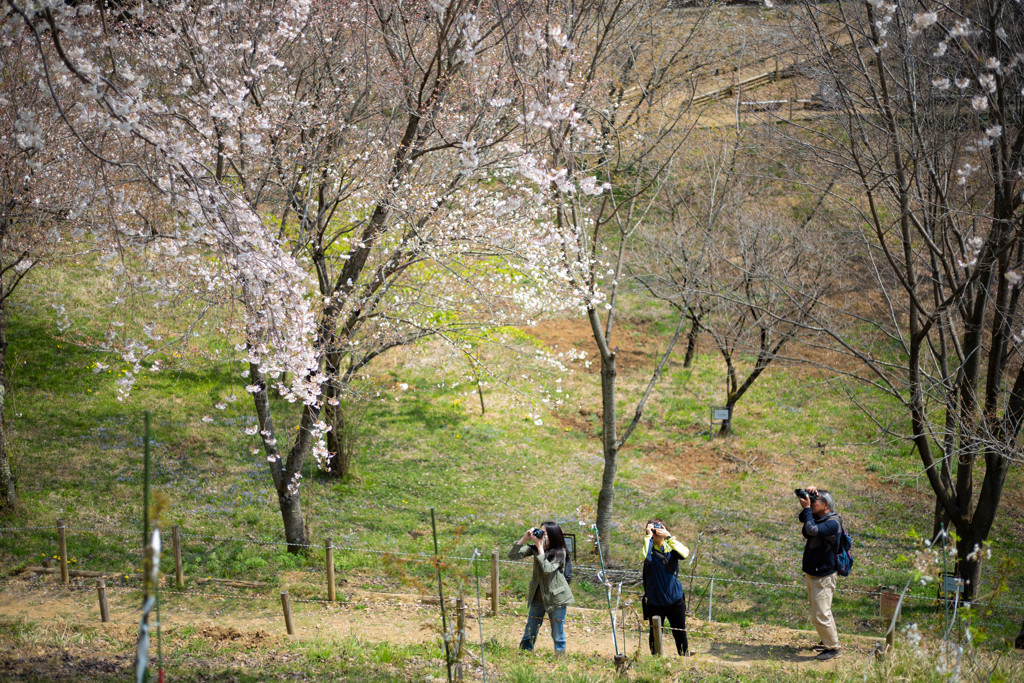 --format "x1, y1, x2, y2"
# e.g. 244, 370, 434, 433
642, 534, 690, 560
